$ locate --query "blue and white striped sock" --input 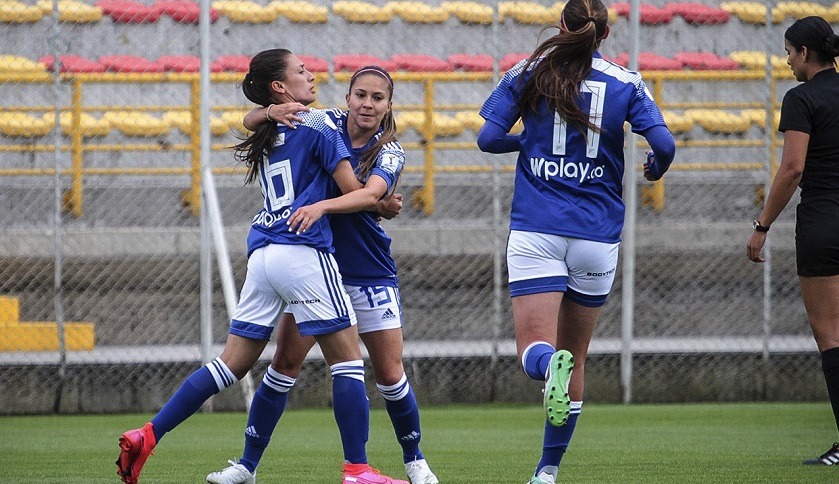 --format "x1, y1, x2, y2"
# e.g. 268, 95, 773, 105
378, 374, 425, 463
331, 360, 369, 464
536, 401, 582, 478
240, 367, 296, 473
